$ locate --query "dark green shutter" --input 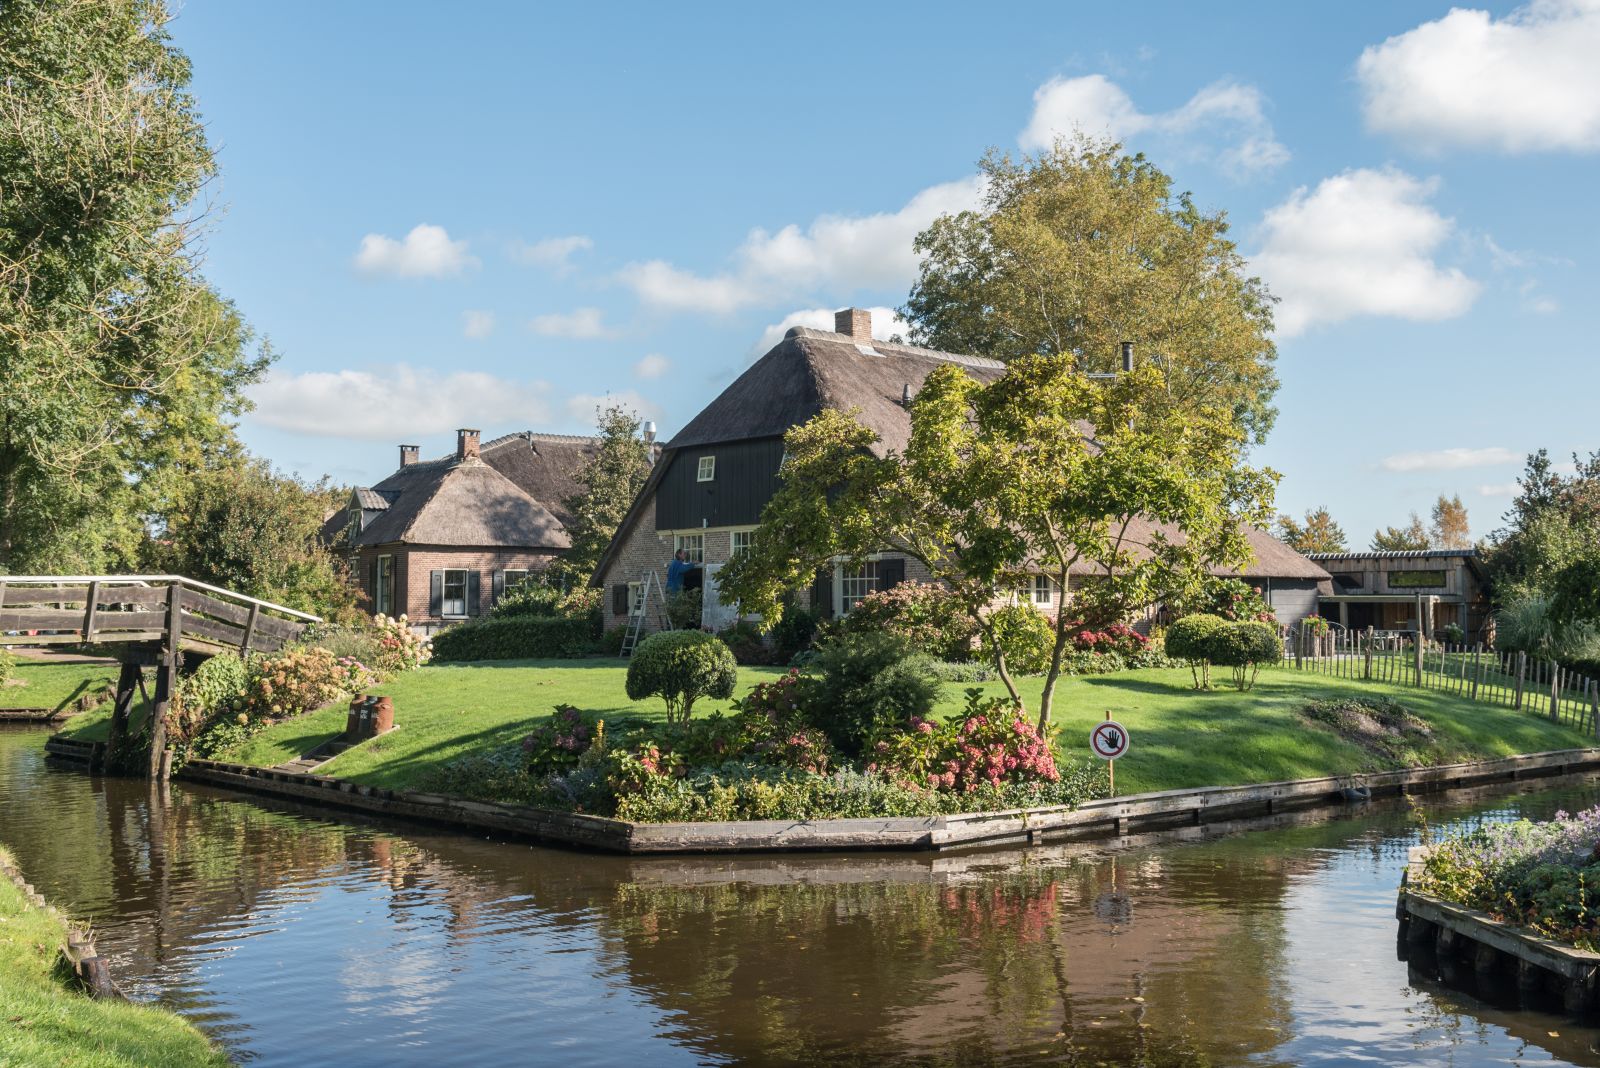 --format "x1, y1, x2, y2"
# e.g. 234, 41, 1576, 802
429, 570, 443, 616
466, 571, 481, 616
